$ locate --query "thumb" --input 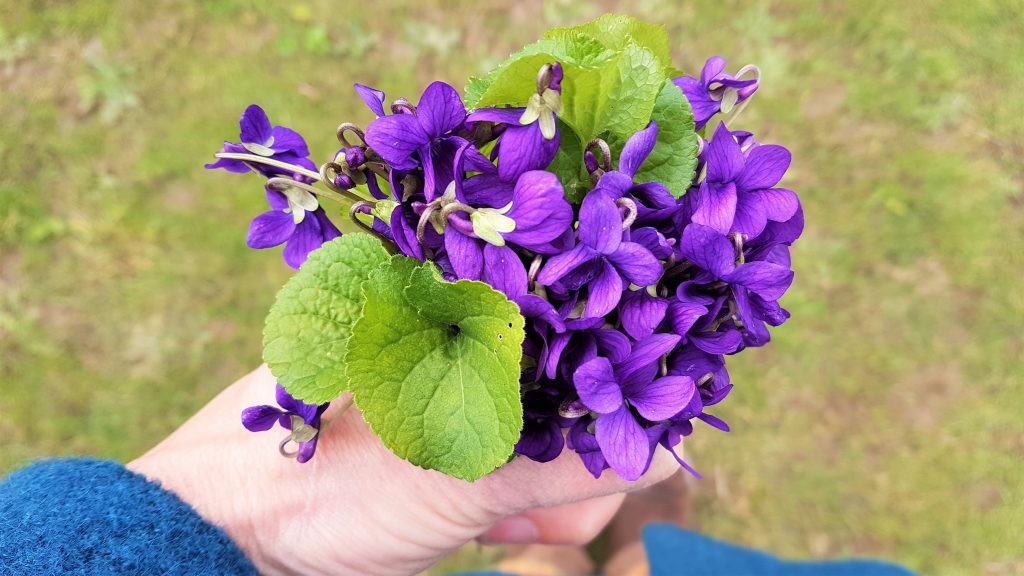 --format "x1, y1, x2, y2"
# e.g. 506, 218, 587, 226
479, 493, 626, 545
472, 441, 681, 519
